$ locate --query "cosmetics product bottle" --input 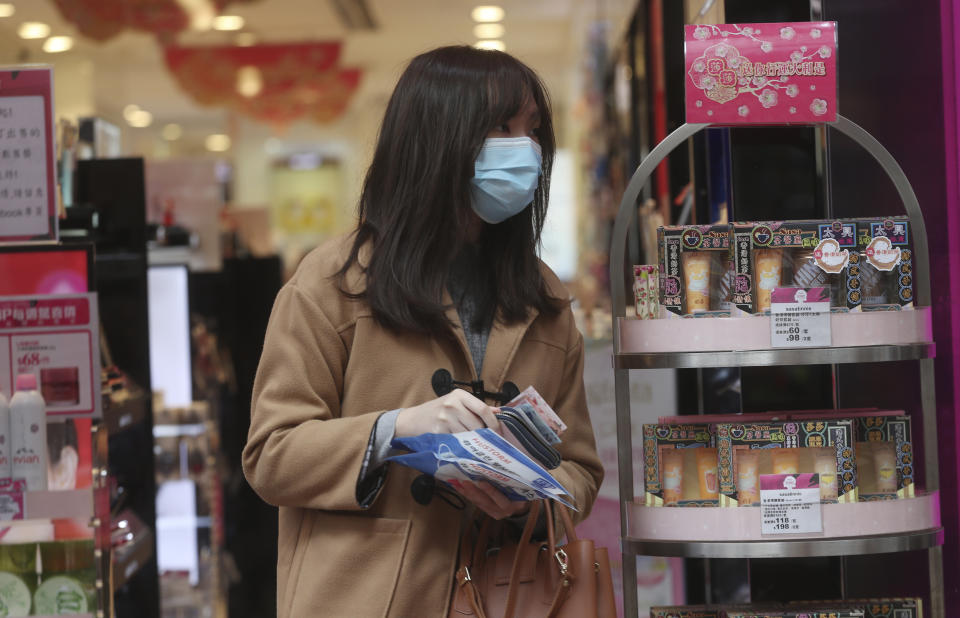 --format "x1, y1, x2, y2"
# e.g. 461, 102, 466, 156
771, 449, 799, 475
737, 450, 760, 506
754, 249, 783, 312
661, 449, 684, 506
696, 448, 719, 500
682, 253, 713, 313
10, 374, 48, 491
0, 390, 10, 481
814, 452, 838, 501
874, 443, 898, 493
